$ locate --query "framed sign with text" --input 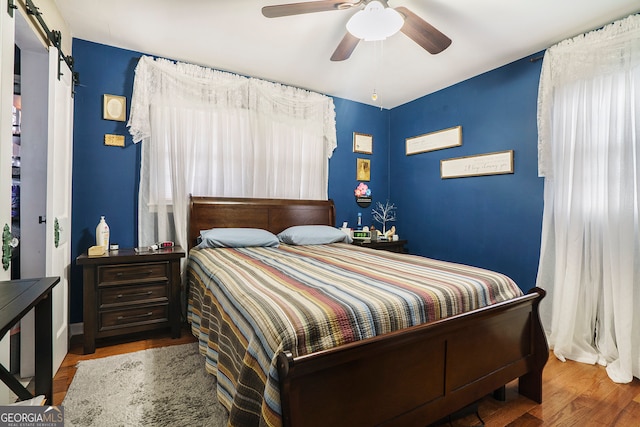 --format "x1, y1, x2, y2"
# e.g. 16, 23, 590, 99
441, 150, 514, 179
406, 126, 462, 155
